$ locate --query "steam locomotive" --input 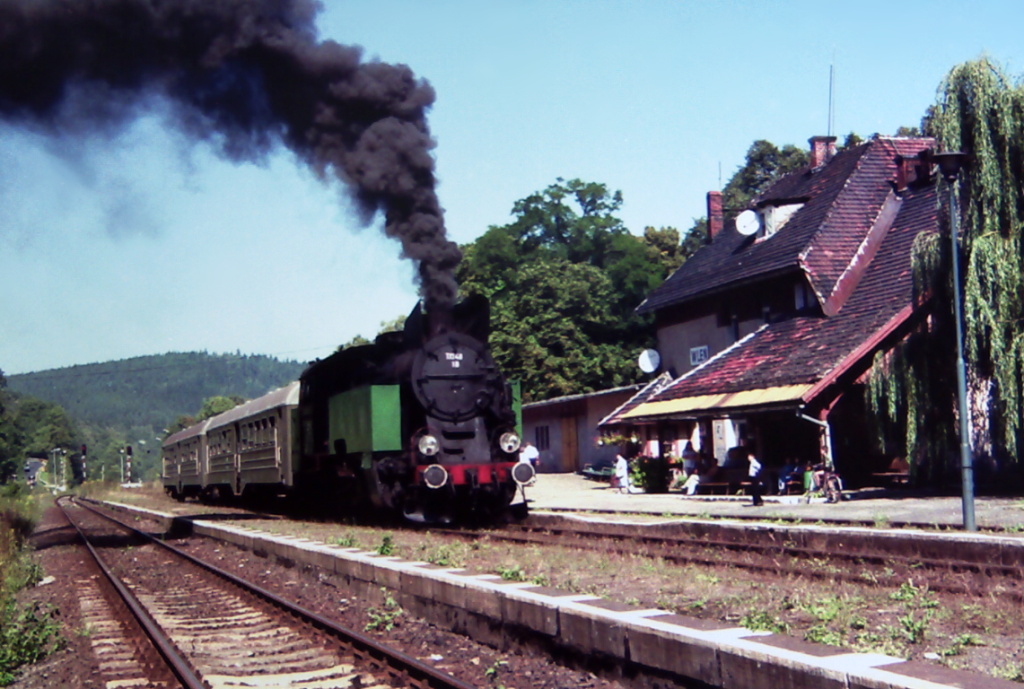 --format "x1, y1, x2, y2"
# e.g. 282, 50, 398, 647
162, 296, 534, 522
